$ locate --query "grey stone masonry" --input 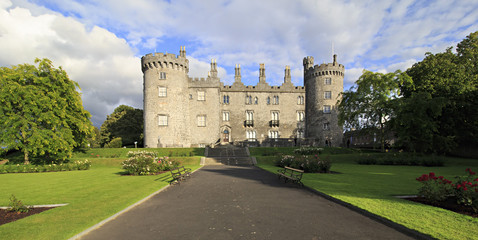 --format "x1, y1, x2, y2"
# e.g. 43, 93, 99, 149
142, 47, 343, 148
